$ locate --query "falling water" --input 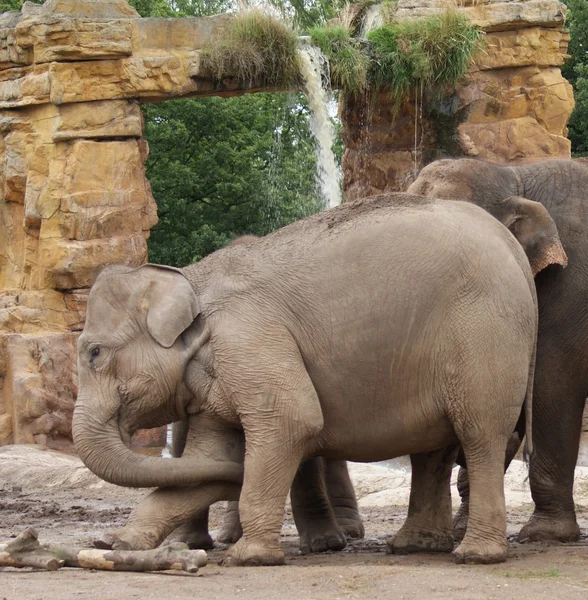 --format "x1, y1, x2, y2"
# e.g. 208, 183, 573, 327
298, 45, 342, 209
360, 3, 383, 38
